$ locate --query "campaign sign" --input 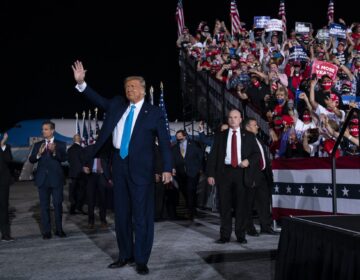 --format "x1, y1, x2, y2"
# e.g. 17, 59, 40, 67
254, 16, 270, 29
265, 19, 283, 32
295, 22, 311, 34
342, 95, 360, 108
329, 23, 346, 39
289, 46, 309, 61
316, 29, 330, 41
311, 60, 338, 80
